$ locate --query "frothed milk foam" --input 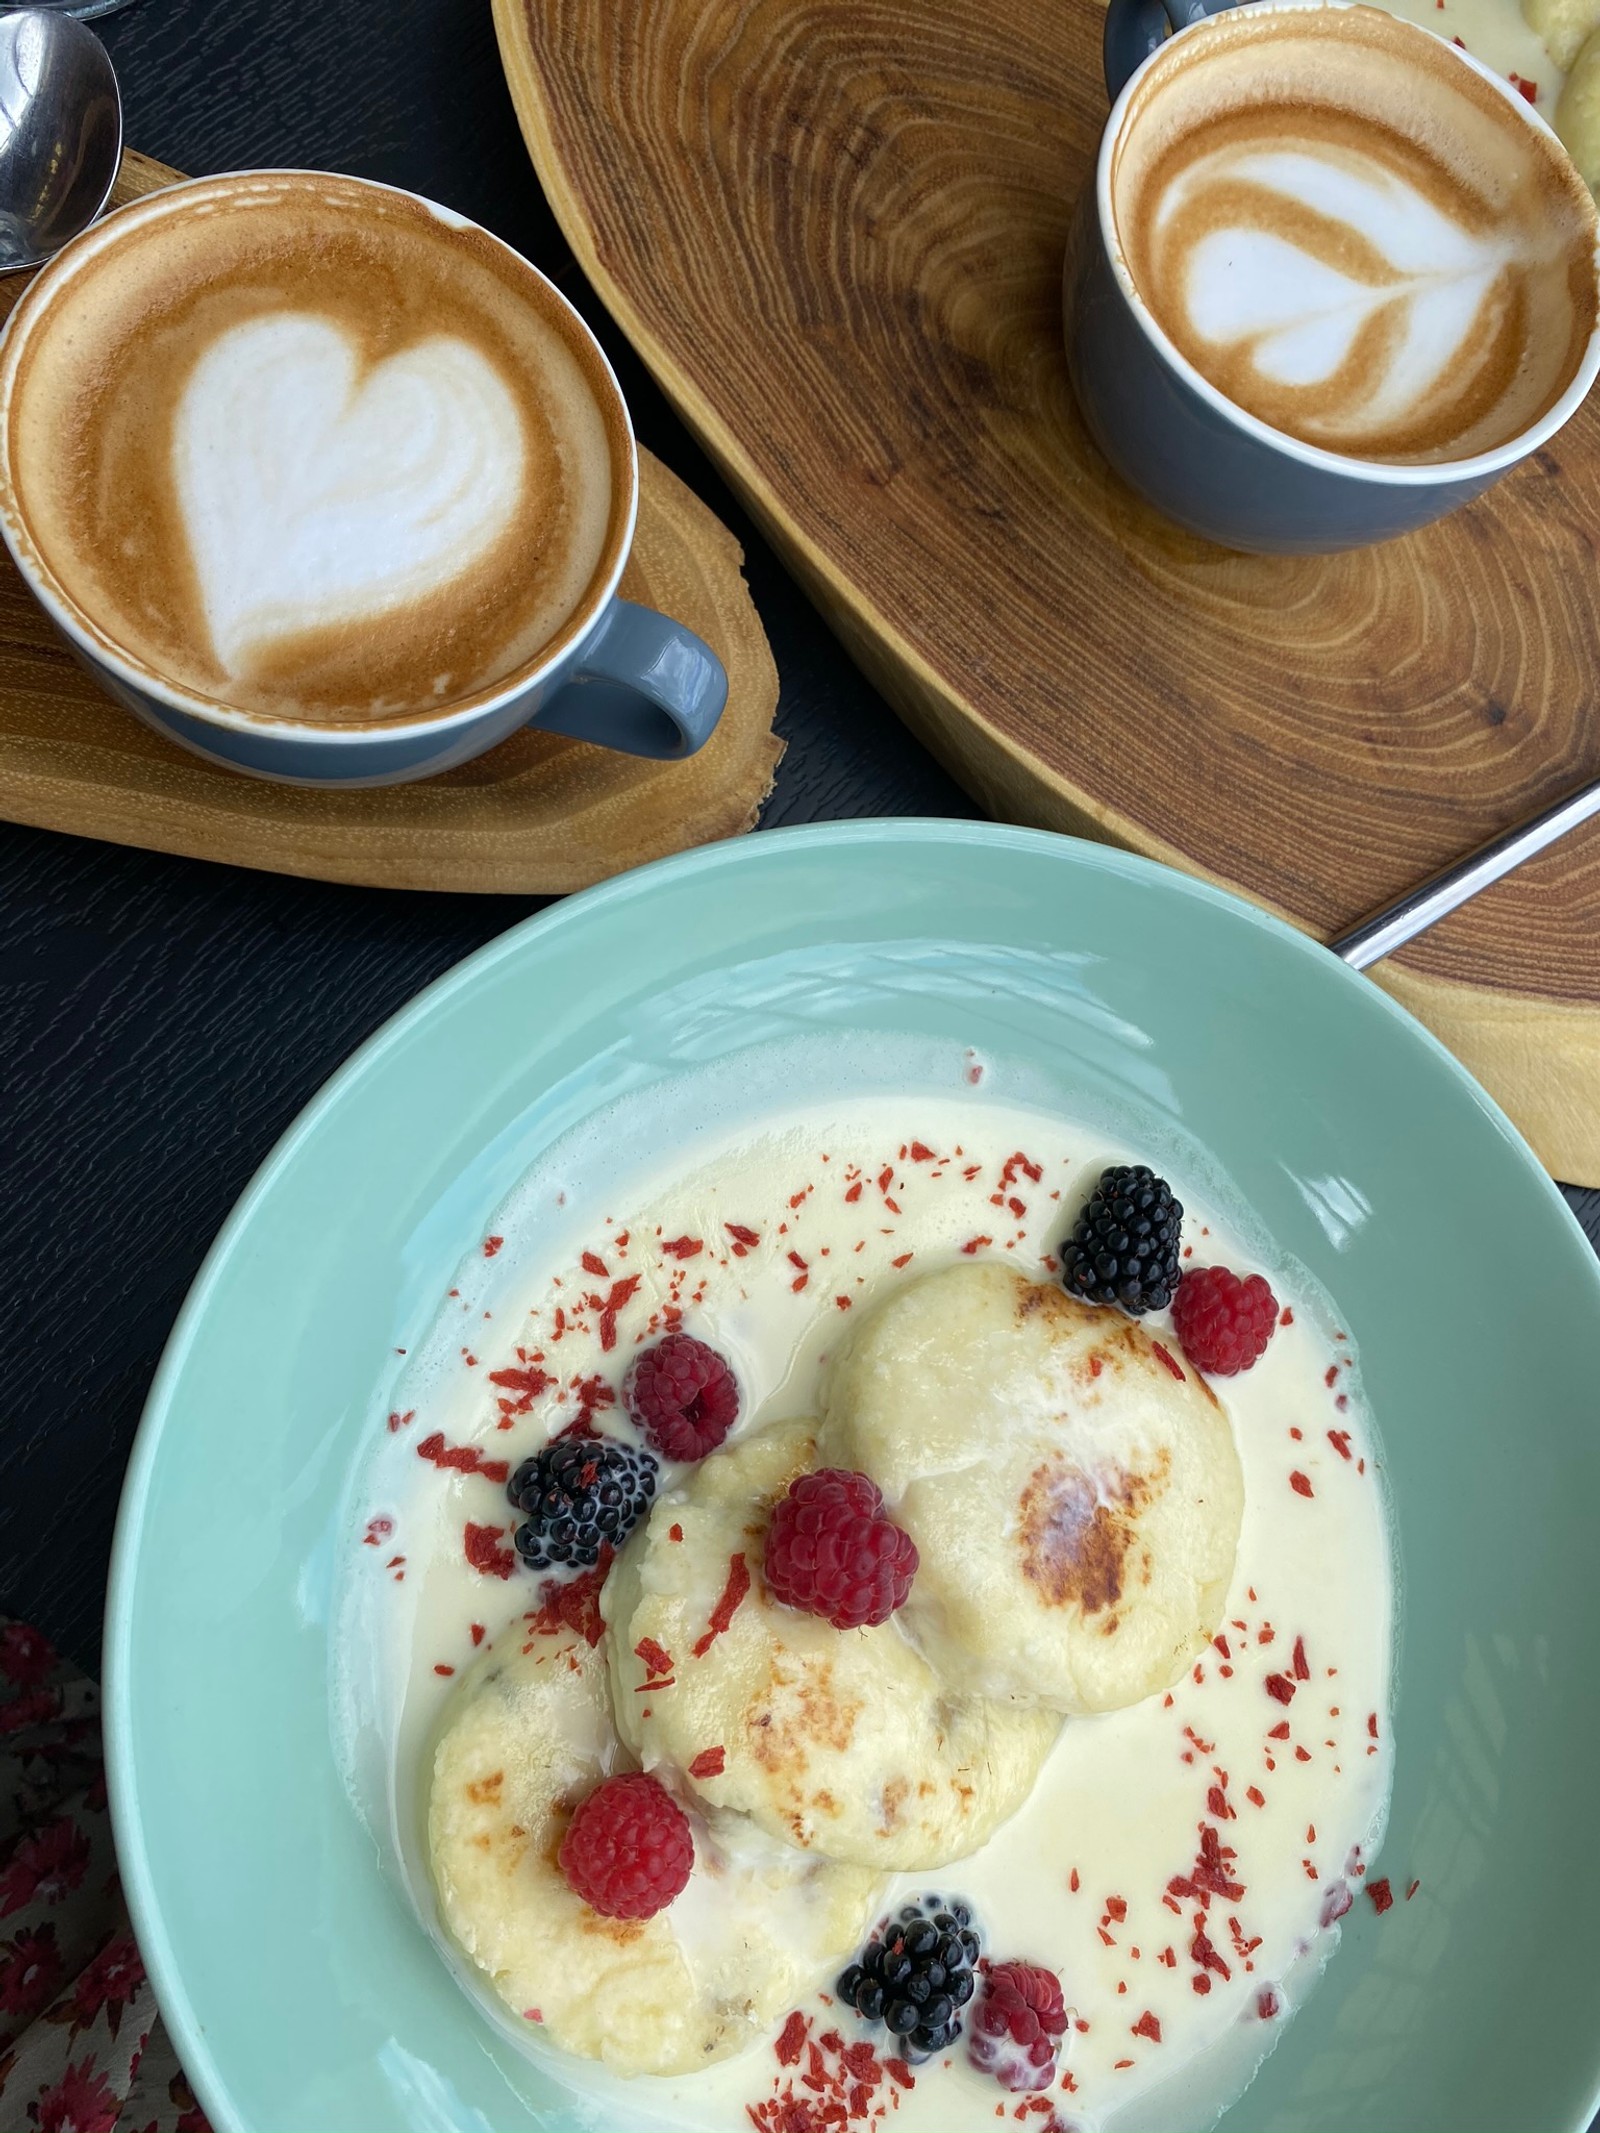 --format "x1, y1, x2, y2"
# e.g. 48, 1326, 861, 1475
0, 173, 626, 724
1112, 5, 1600, 462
